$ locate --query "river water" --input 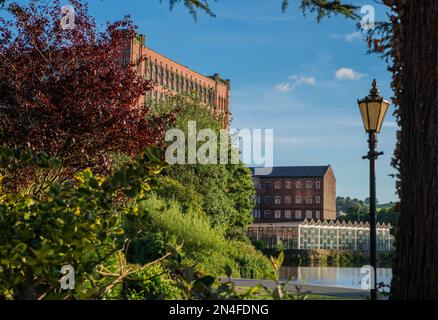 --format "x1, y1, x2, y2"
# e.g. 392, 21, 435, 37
280, 266, 393, 290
